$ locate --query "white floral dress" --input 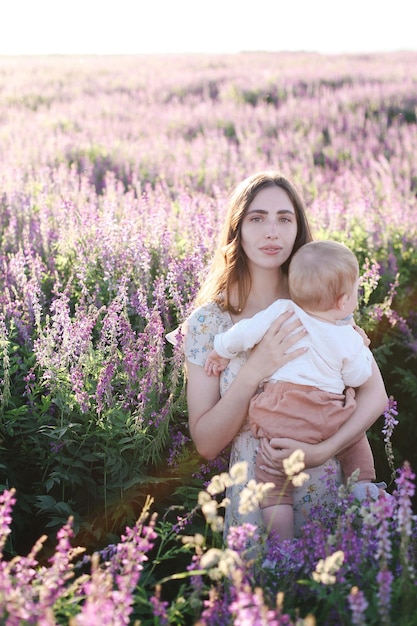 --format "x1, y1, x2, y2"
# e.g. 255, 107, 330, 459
182, 301, 342, 537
